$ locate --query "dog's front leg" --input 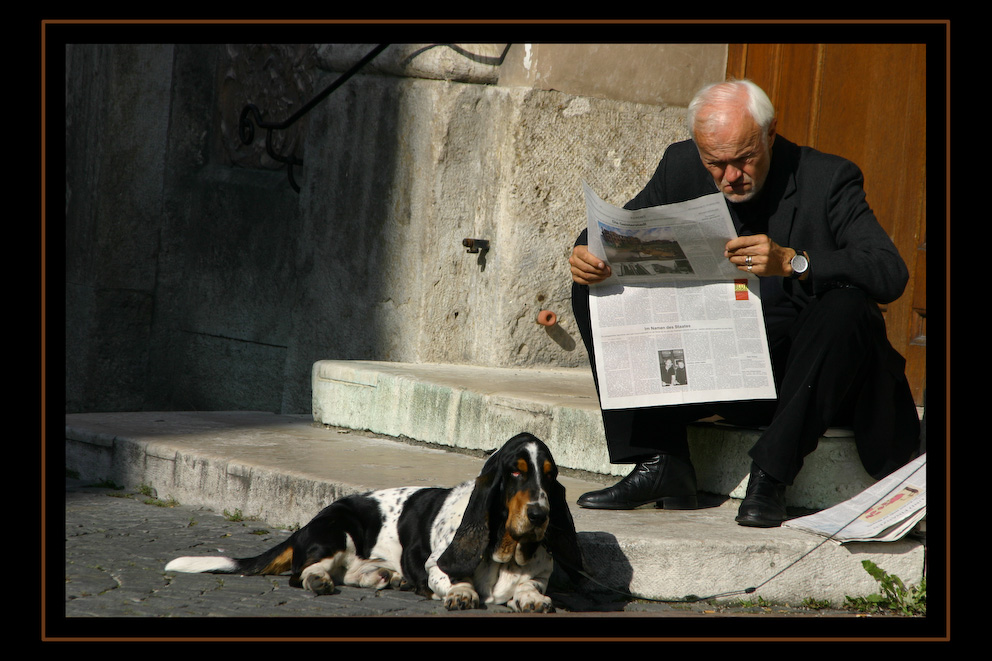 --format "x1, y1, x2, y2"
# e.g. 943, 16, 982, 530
428, 565, 481, 610
443, 581, 481, 610
508, 580, 553, 613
